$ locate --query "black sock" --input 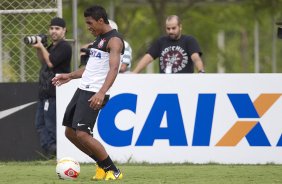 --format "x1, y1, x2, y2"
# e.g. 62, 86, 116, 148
90, 155, 98, 162
99, 156, 118, 172
90, 155, 103, 167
